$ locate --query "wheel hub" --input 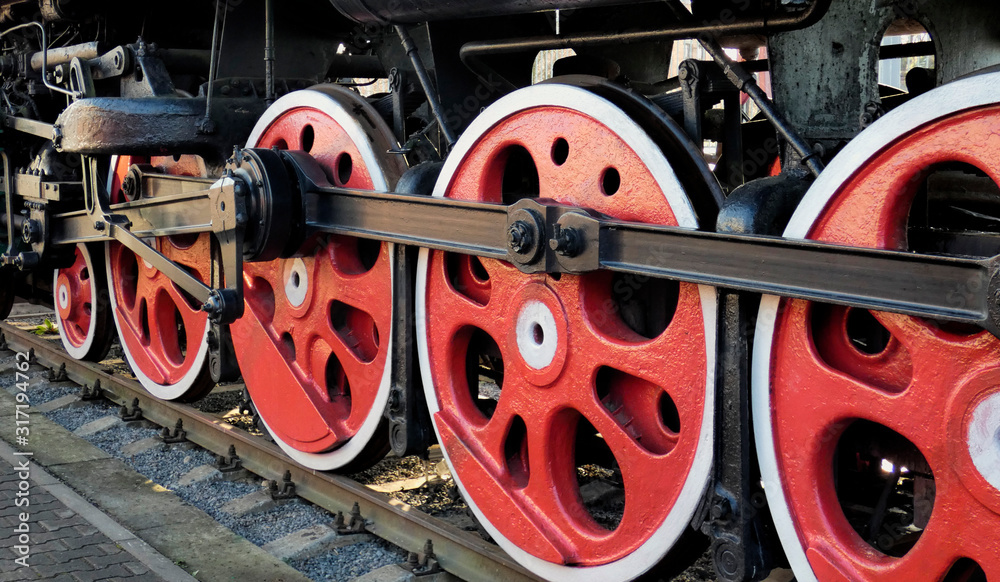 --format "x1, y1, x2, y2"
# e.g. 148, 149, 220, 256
512, 283, 567, 384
